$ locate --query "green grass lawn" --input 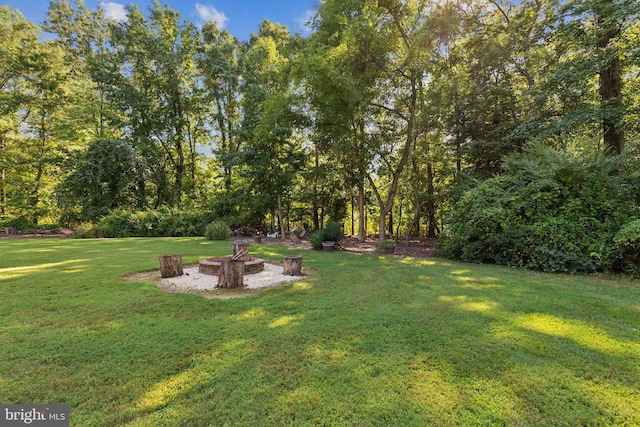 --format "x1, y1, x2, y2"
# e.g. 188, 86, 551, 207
1, 237, 639, 426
